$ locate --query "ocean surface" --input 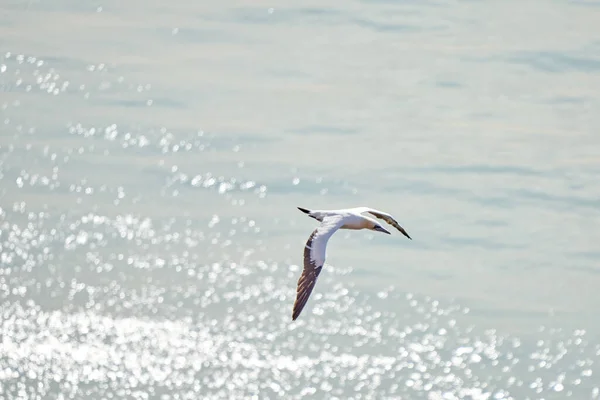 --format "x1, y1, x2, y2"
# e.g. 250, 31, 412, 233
1, 1, 600, 399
